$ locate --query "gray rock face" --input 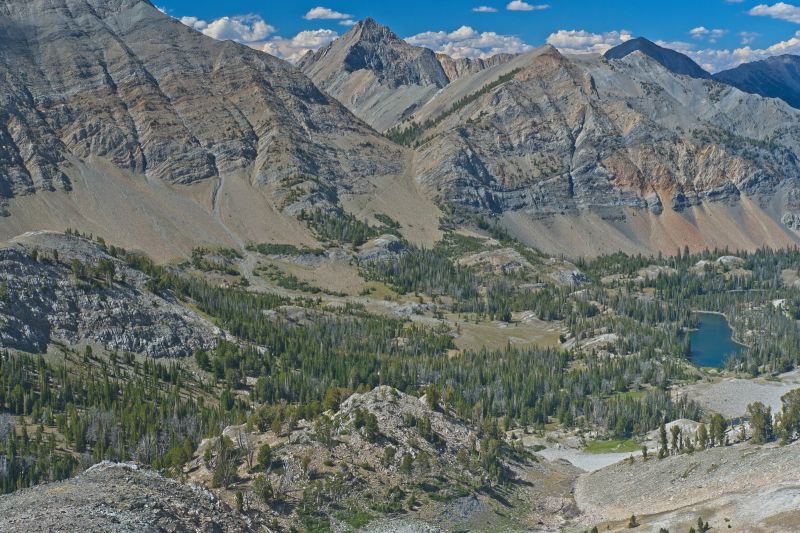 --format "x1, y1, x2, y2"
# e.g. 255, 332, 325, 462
435, 53, 515, 81
549, 268, 588, 286
714, 54, 800, 110
0, 462, 254, 532
0, 232, 218, 357
0, 0, 401, 198
299, 18, 452, 131
459, 247, 532, 273
407, 46, 800, 218
356, 234, 405, 263
782, 211, 800, 231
